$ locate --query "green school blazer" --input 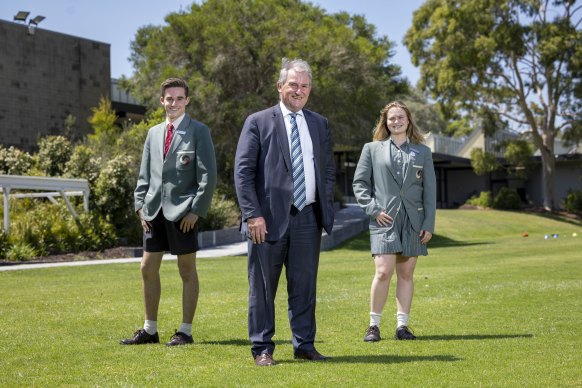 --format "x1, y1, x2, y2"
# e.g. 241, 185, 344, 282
353, 139, 436, 234
134, 114, 217, 222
